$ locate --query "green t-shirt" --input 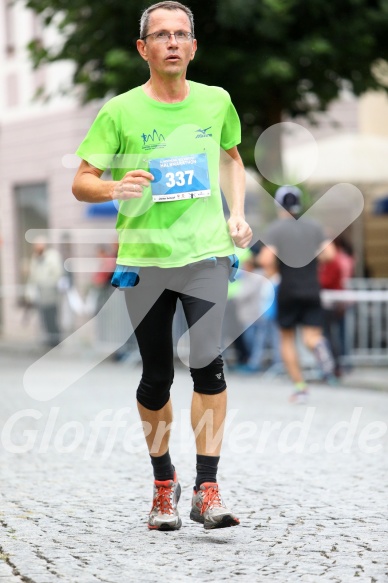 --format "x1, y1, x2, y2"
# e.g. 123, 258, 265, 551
76, 81, 241, 267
